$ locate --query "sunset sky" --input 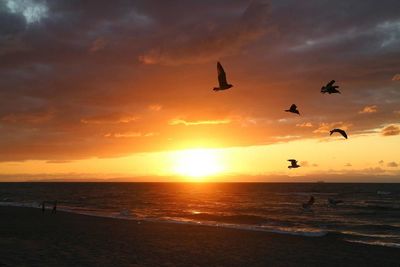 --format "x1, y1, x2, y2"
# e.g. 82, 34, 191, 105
0, 0, 399, 181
